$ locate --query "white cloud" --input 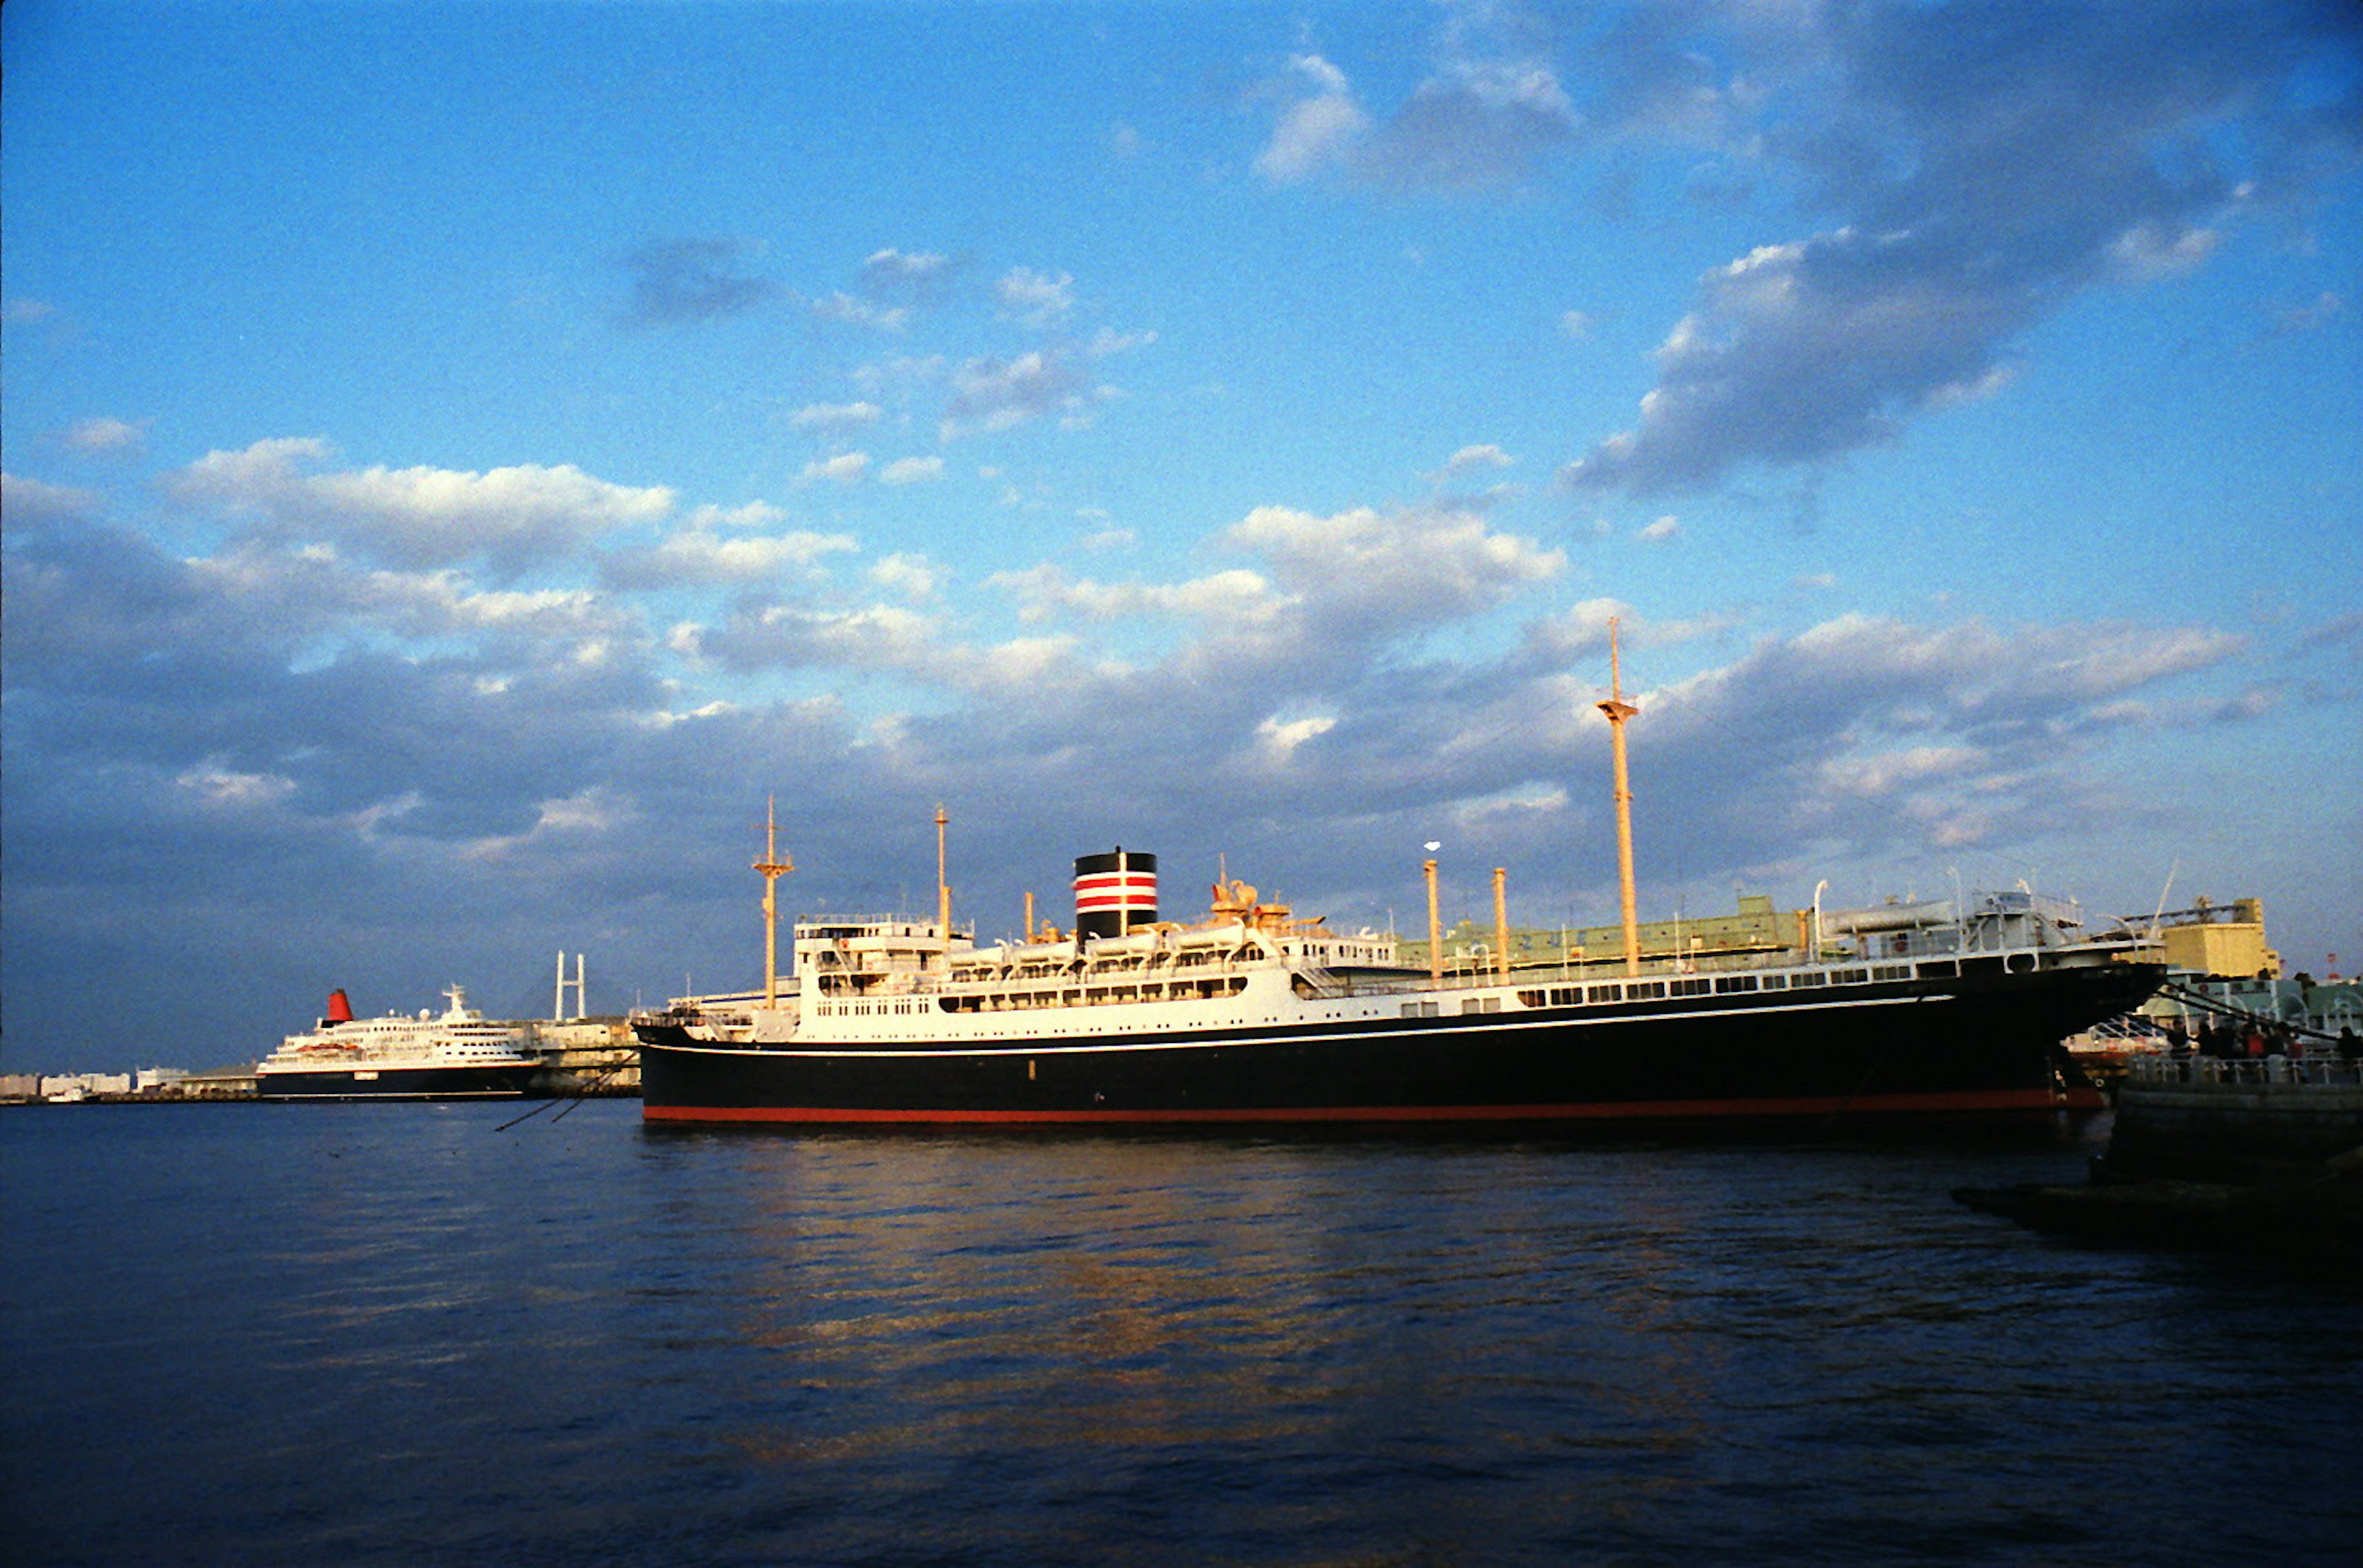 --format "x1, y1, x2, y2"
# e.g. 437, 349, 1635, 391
1255, 712, 1337, 766
0, 471, 103, 524
801, 452, 871, 485
878, 455, 945, 486
2108, 222, 2219, 281
1087, 325, 1156, 358
2273, 291, 2343, 335
166, 438, 674, 572
789, 401, 883, 433
63, 417, 146, 454
464, 785, 638, 862
1256, 55, 1370, 183
1557, 4, 2338, 495
850, 354, 948, 393
1444, 444, 1514, 477
608, 526, 857, 589
870, 553, 940, 599
997, 267, 1074, 327
1227, 503, 1562, 631
991, 564, 1286, 628
863, 248, 948, 279
1638, 515, 1681, 542
942, 351, 1093, 438
685, 501, 787, 532
175, 762, 298, 811
1818, 745, 1986, 800
1256, 13, 1578, 193
811, 291, 910, 332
